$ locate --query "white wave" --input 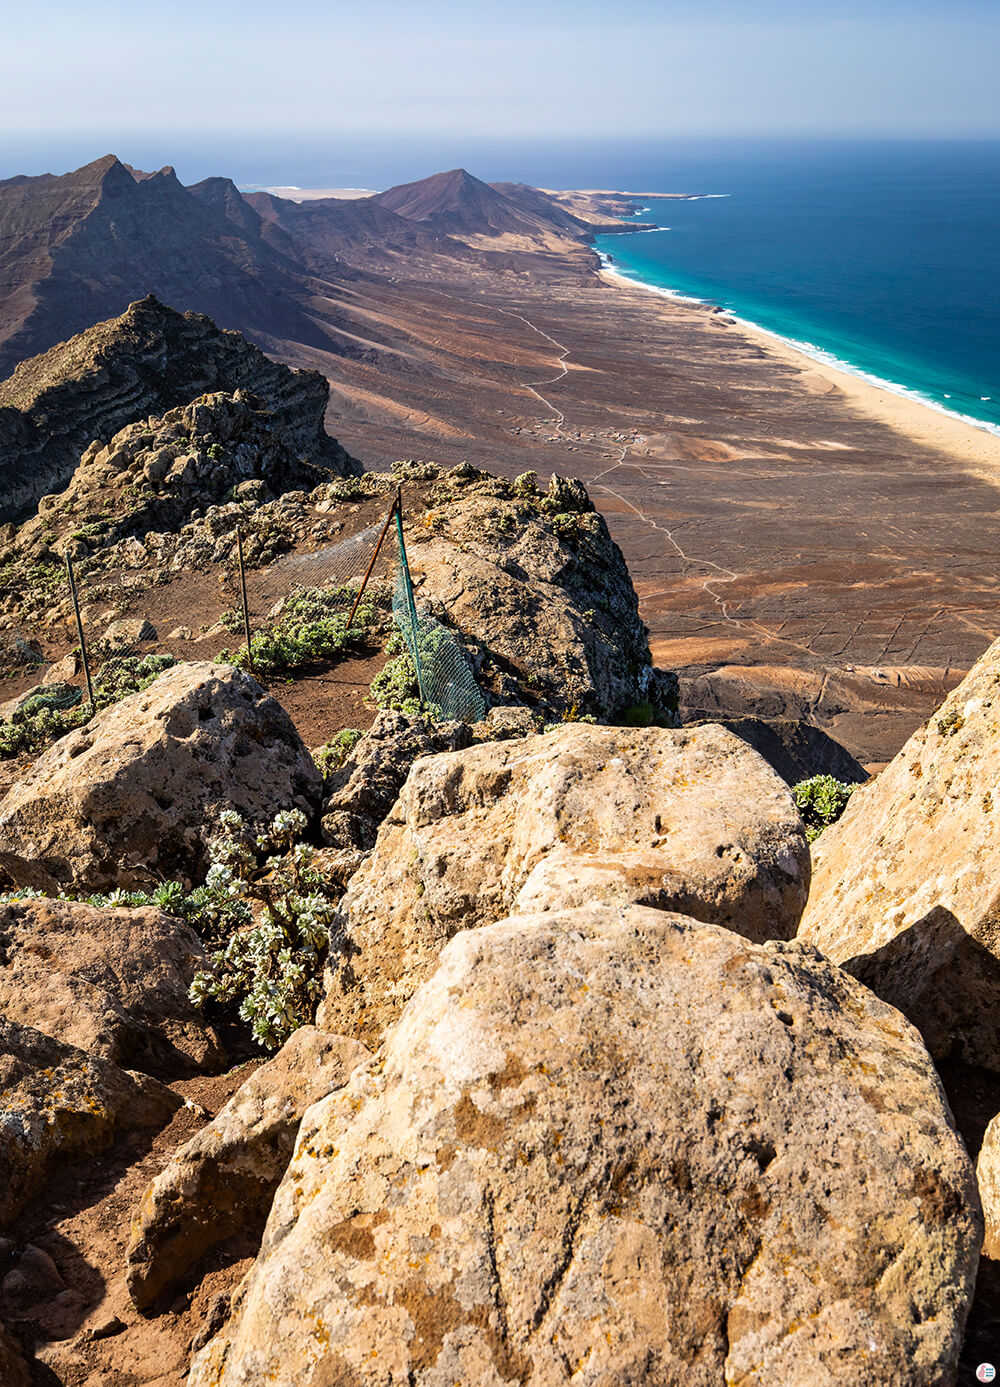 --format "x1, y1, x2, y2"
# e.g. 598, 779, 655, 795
598, 260, 1000, 439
